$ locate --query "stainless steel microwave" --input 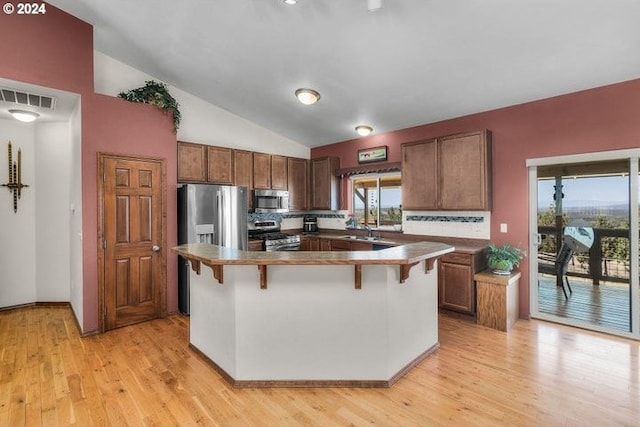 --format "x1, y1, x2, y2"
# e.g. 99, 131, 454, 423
254, 189, 289, 213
